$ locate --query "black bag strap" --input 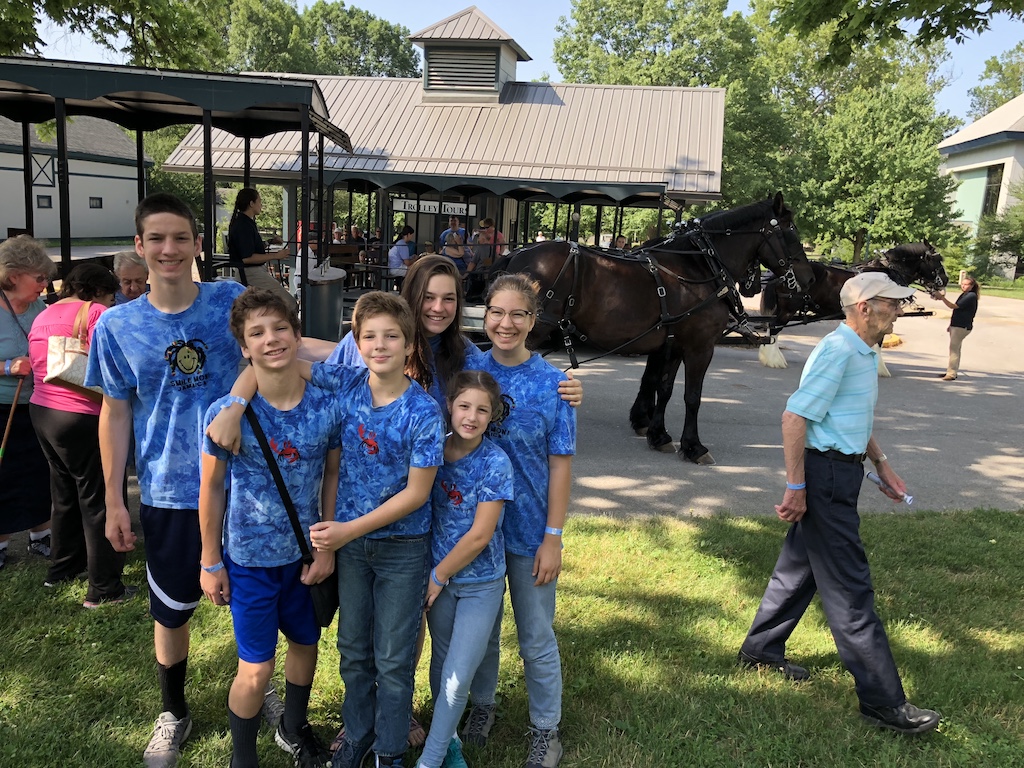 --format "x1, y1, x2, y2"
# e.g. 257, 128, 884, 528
244, 404, 314, 566
0, 290, 30, 341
